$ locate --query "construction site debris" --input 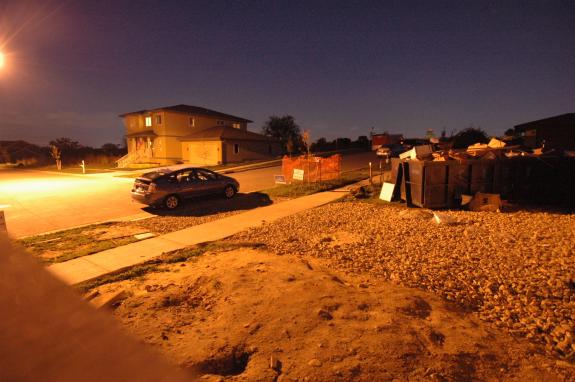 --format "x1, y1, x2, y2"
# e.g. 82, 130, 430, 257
399, 145, 433, 160
488, 138, 507, 149
379, 182, 395, 202
467, 193, 502, 212
391, 147, 575, 208
432, 212, 457, 225
460, 194, 473, 206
